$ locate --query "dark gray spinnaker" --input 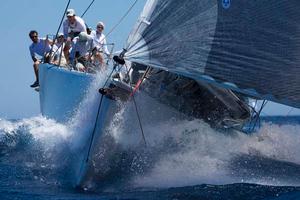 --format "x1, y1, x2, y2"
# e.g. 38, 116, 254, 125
124, 0, 300, 108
